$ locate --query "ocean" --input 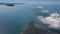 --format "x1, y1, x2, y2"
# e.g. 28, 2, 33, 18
0, 3, 60, 34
